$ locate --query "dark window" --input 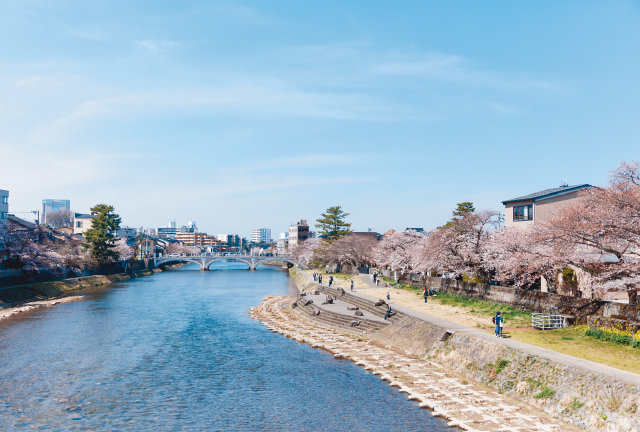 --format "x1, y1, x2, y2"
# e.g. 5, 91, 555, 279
513, 205, 533, 222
